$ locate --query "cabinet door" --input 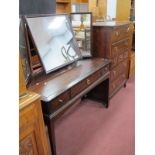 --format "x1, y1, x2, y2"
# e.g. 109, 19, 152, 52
20, 125, 38, 155
20, 99, 49, 155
